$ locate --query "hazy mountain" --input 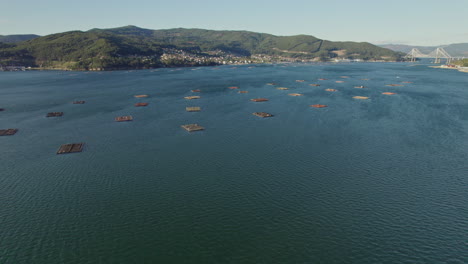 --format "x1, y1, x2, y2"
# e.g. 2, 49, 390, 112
379, 43, 468, 57
0, 34, 40, 43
